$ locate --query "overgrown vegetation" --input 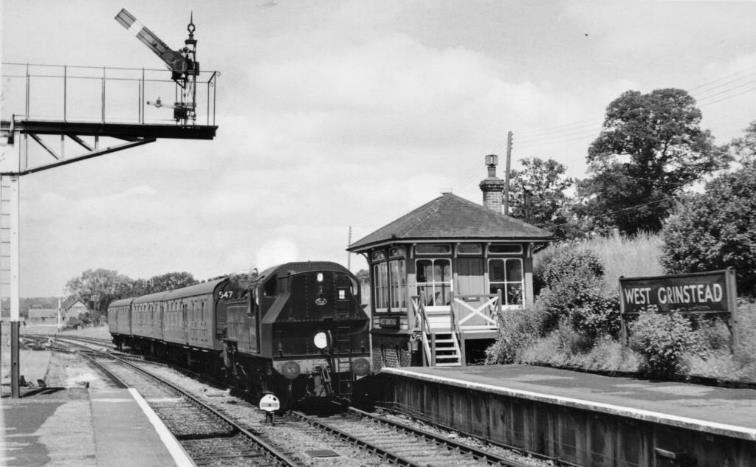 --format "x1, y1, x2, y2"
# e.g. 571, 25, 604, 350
487, 232, 756, 384
629, 310, 694, 377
